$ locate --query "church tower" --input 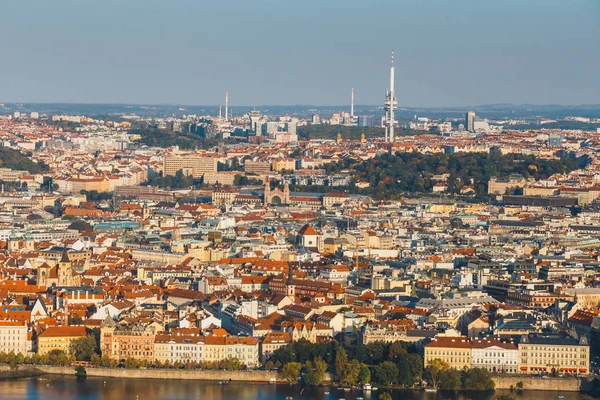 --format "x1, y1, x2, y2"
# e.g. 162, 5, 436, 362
283, 183, 290, 204
7, 228, 19, 252
142, 201, 150, 219
58, 247, 72, 286
23, 229, 34, 252
264, 178, 271, 205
